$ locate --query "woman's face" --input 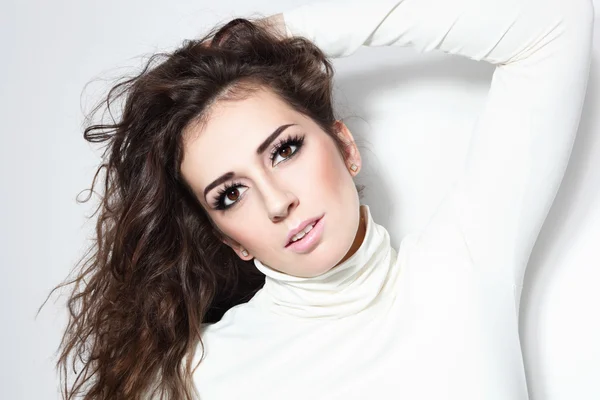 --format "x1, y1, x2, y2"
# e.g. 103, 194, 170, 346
180, 86, 364, 278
